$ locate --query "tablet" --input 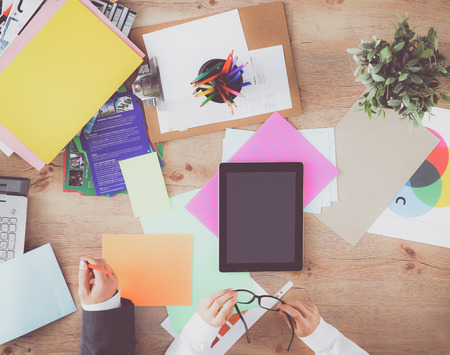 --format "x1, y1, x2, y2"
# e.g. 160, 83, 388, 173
219, 162, 304, 272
